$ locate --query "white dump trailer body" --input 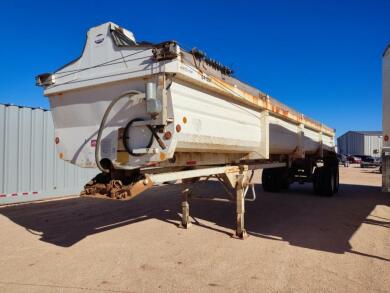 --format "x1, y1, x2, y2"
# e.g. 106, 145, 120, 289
38, 22, 335, 171
37, 22, 338, 239
382, 44, 390, 192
